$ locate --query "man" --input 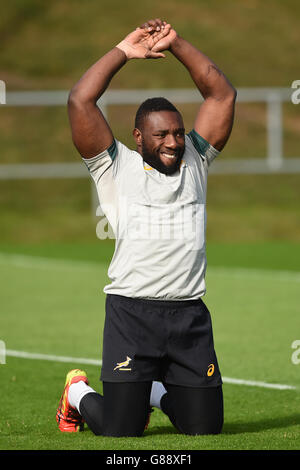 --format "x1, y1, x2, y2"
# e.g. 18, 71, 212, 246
56, 18, 236, 437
